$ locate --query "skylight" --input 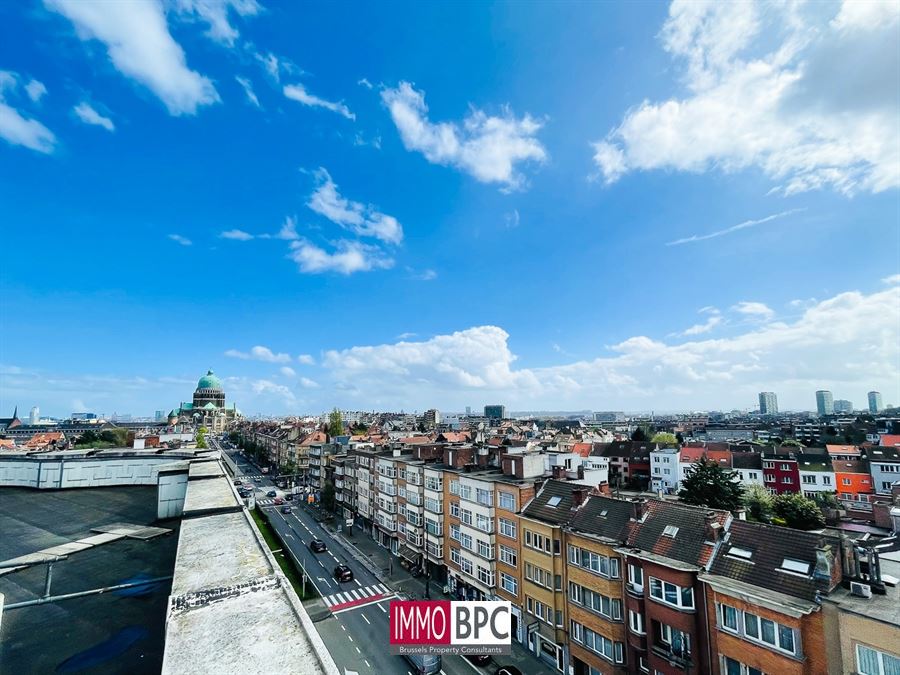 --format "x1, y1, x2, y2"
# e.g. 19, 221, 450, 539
663, 525, 679, 537
600, 510, 608, 517
547, 496, 562, 507
728, 547, 753, 560
780, 558, 810, 574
